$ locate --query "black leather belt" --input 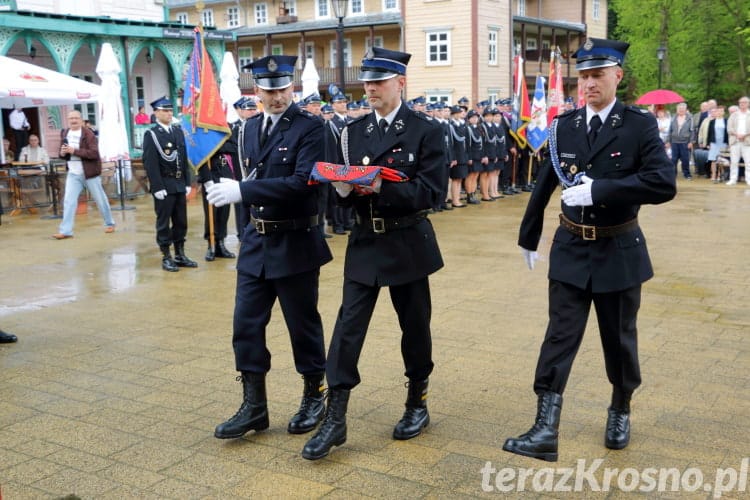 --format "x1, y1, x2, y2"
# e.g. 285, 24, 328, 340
355, 211, 428, 234
250, 214, 322, 234
559, 213, 638, 241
